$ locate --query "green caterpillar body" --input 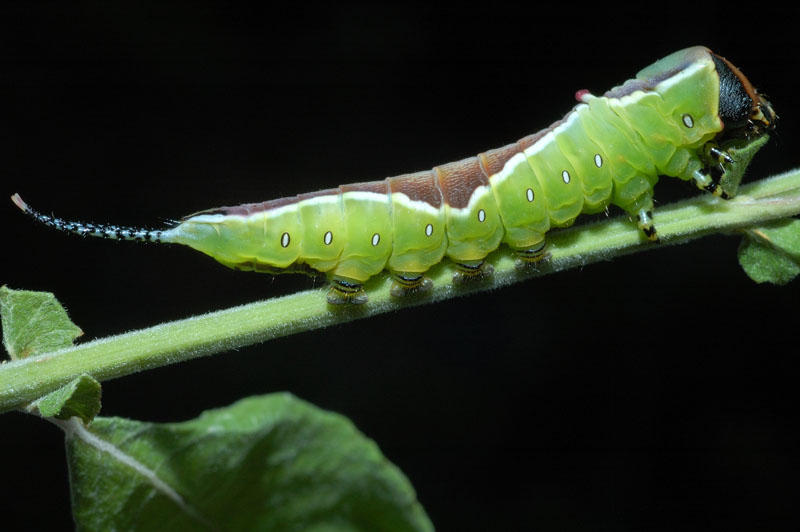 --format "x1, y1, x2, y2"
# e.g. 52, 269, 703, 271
13, 46, 775, 304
